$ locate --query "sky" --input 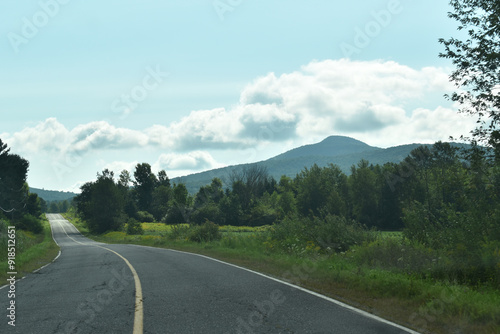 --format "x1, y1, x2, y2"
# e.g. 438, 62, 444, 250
0, 0, 478, 192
